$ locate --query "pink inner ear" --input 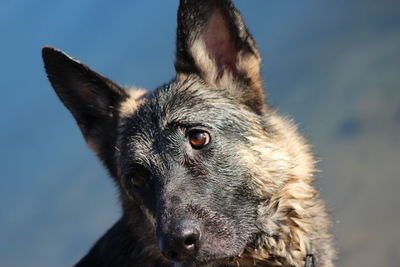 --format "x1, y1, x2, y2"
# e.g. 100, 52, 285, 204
205, 9, 237, 77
